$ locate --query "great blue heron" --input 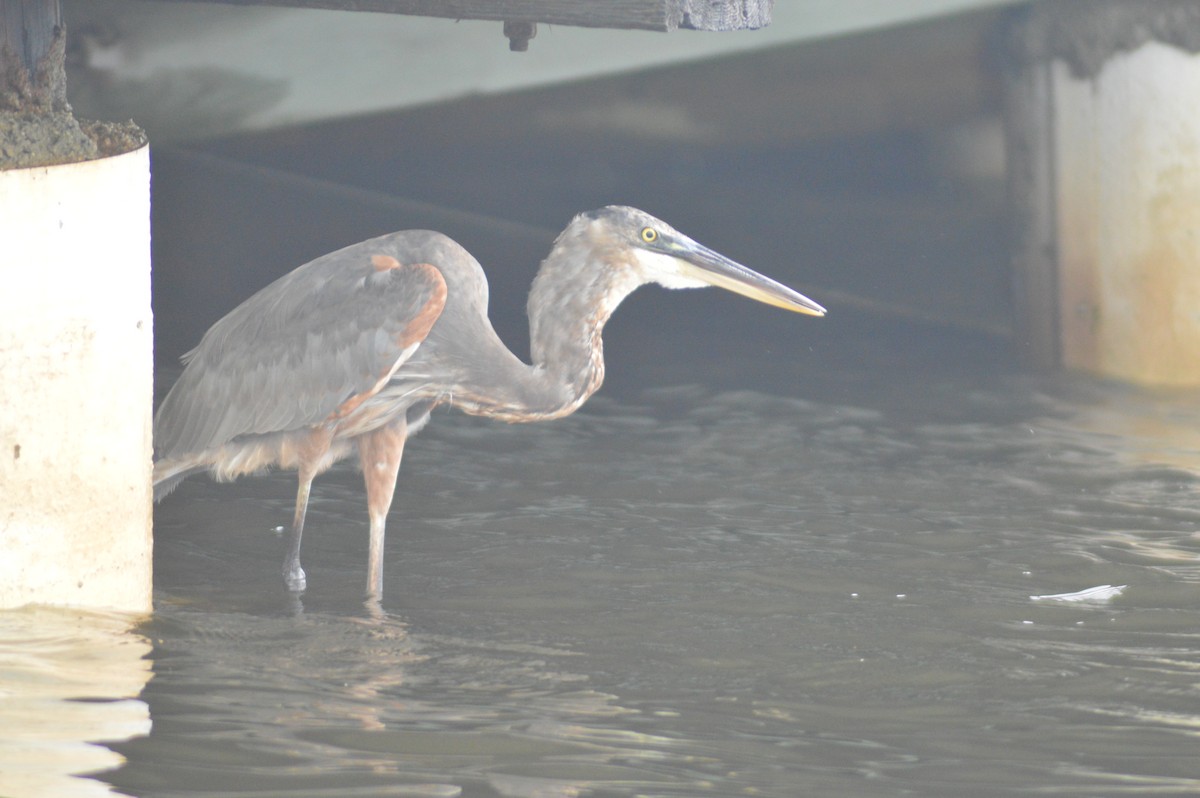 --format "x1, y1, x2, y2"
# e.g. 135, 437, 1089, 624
153, 206, 825, 597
